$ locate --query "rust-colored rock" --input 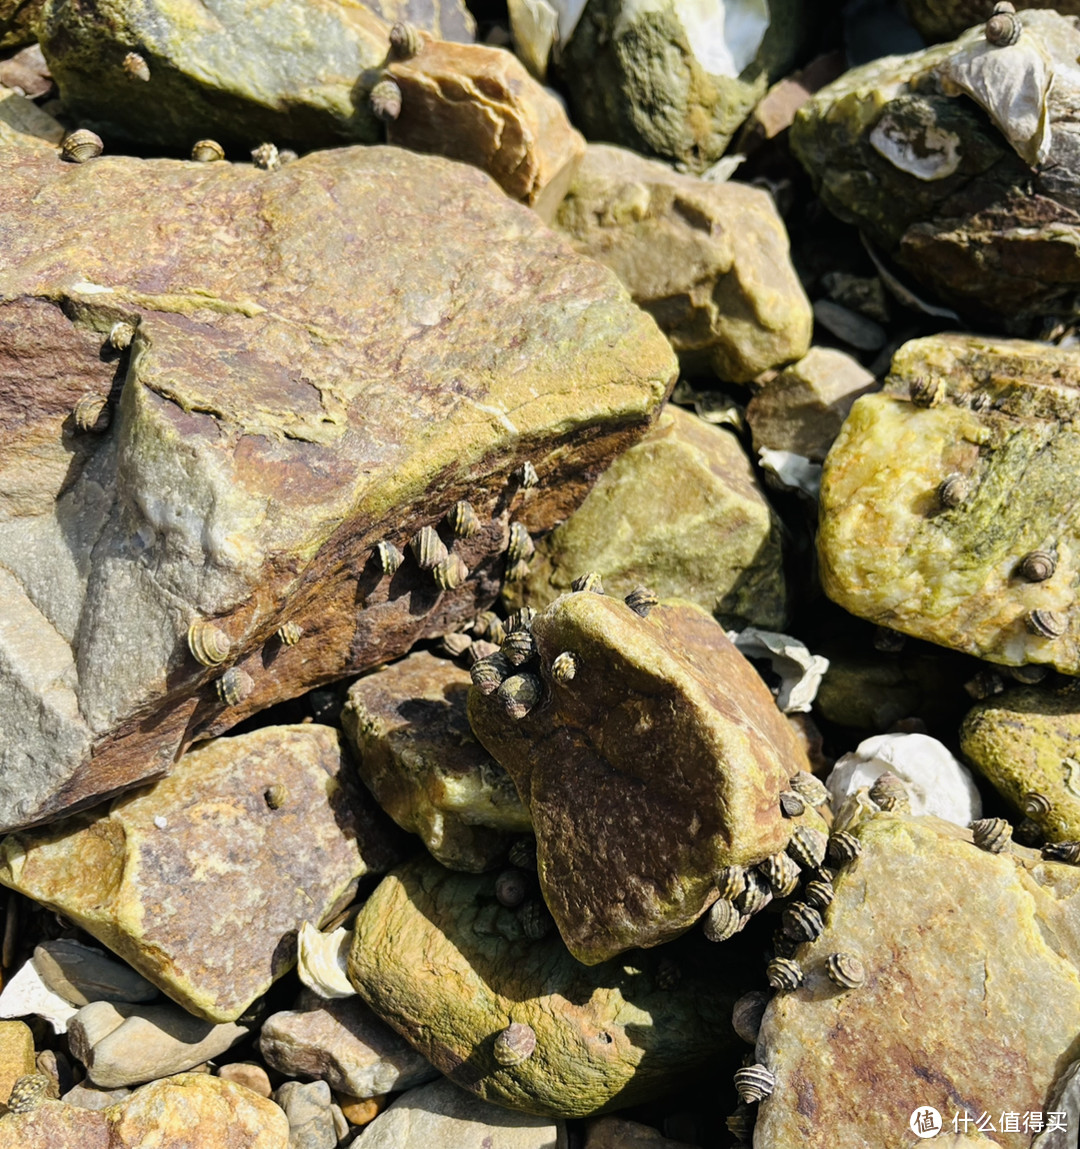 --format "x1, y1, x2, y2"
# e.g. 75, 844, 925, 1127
468, 595, 812, 964
0, 725, 406, 1022
0, 145, 674, 833
386, 38, 585, 221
